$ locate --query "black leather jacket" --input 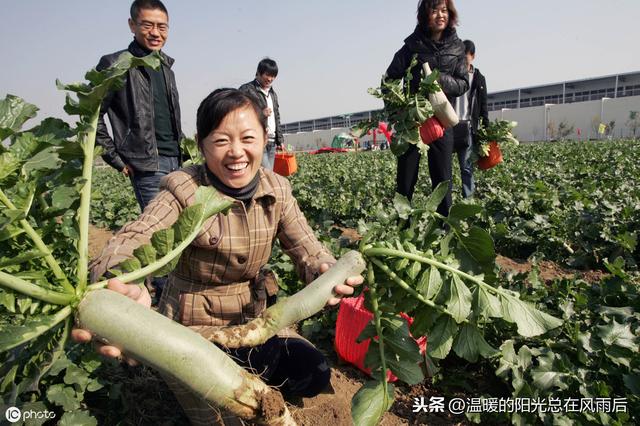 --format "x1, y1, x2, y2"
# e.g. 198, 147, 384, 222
238, 80, 284, 147
386, 26, 469, 103
96, 41, 183, 173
